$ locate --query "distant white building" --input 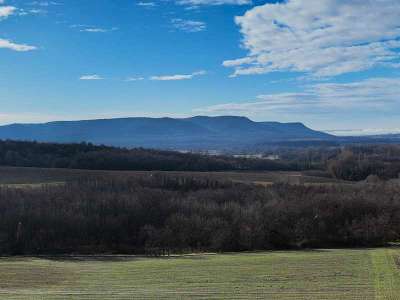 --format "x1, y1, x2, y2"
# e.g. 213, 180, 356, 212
233, 154, 280, 160
265, 155, 280, 161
